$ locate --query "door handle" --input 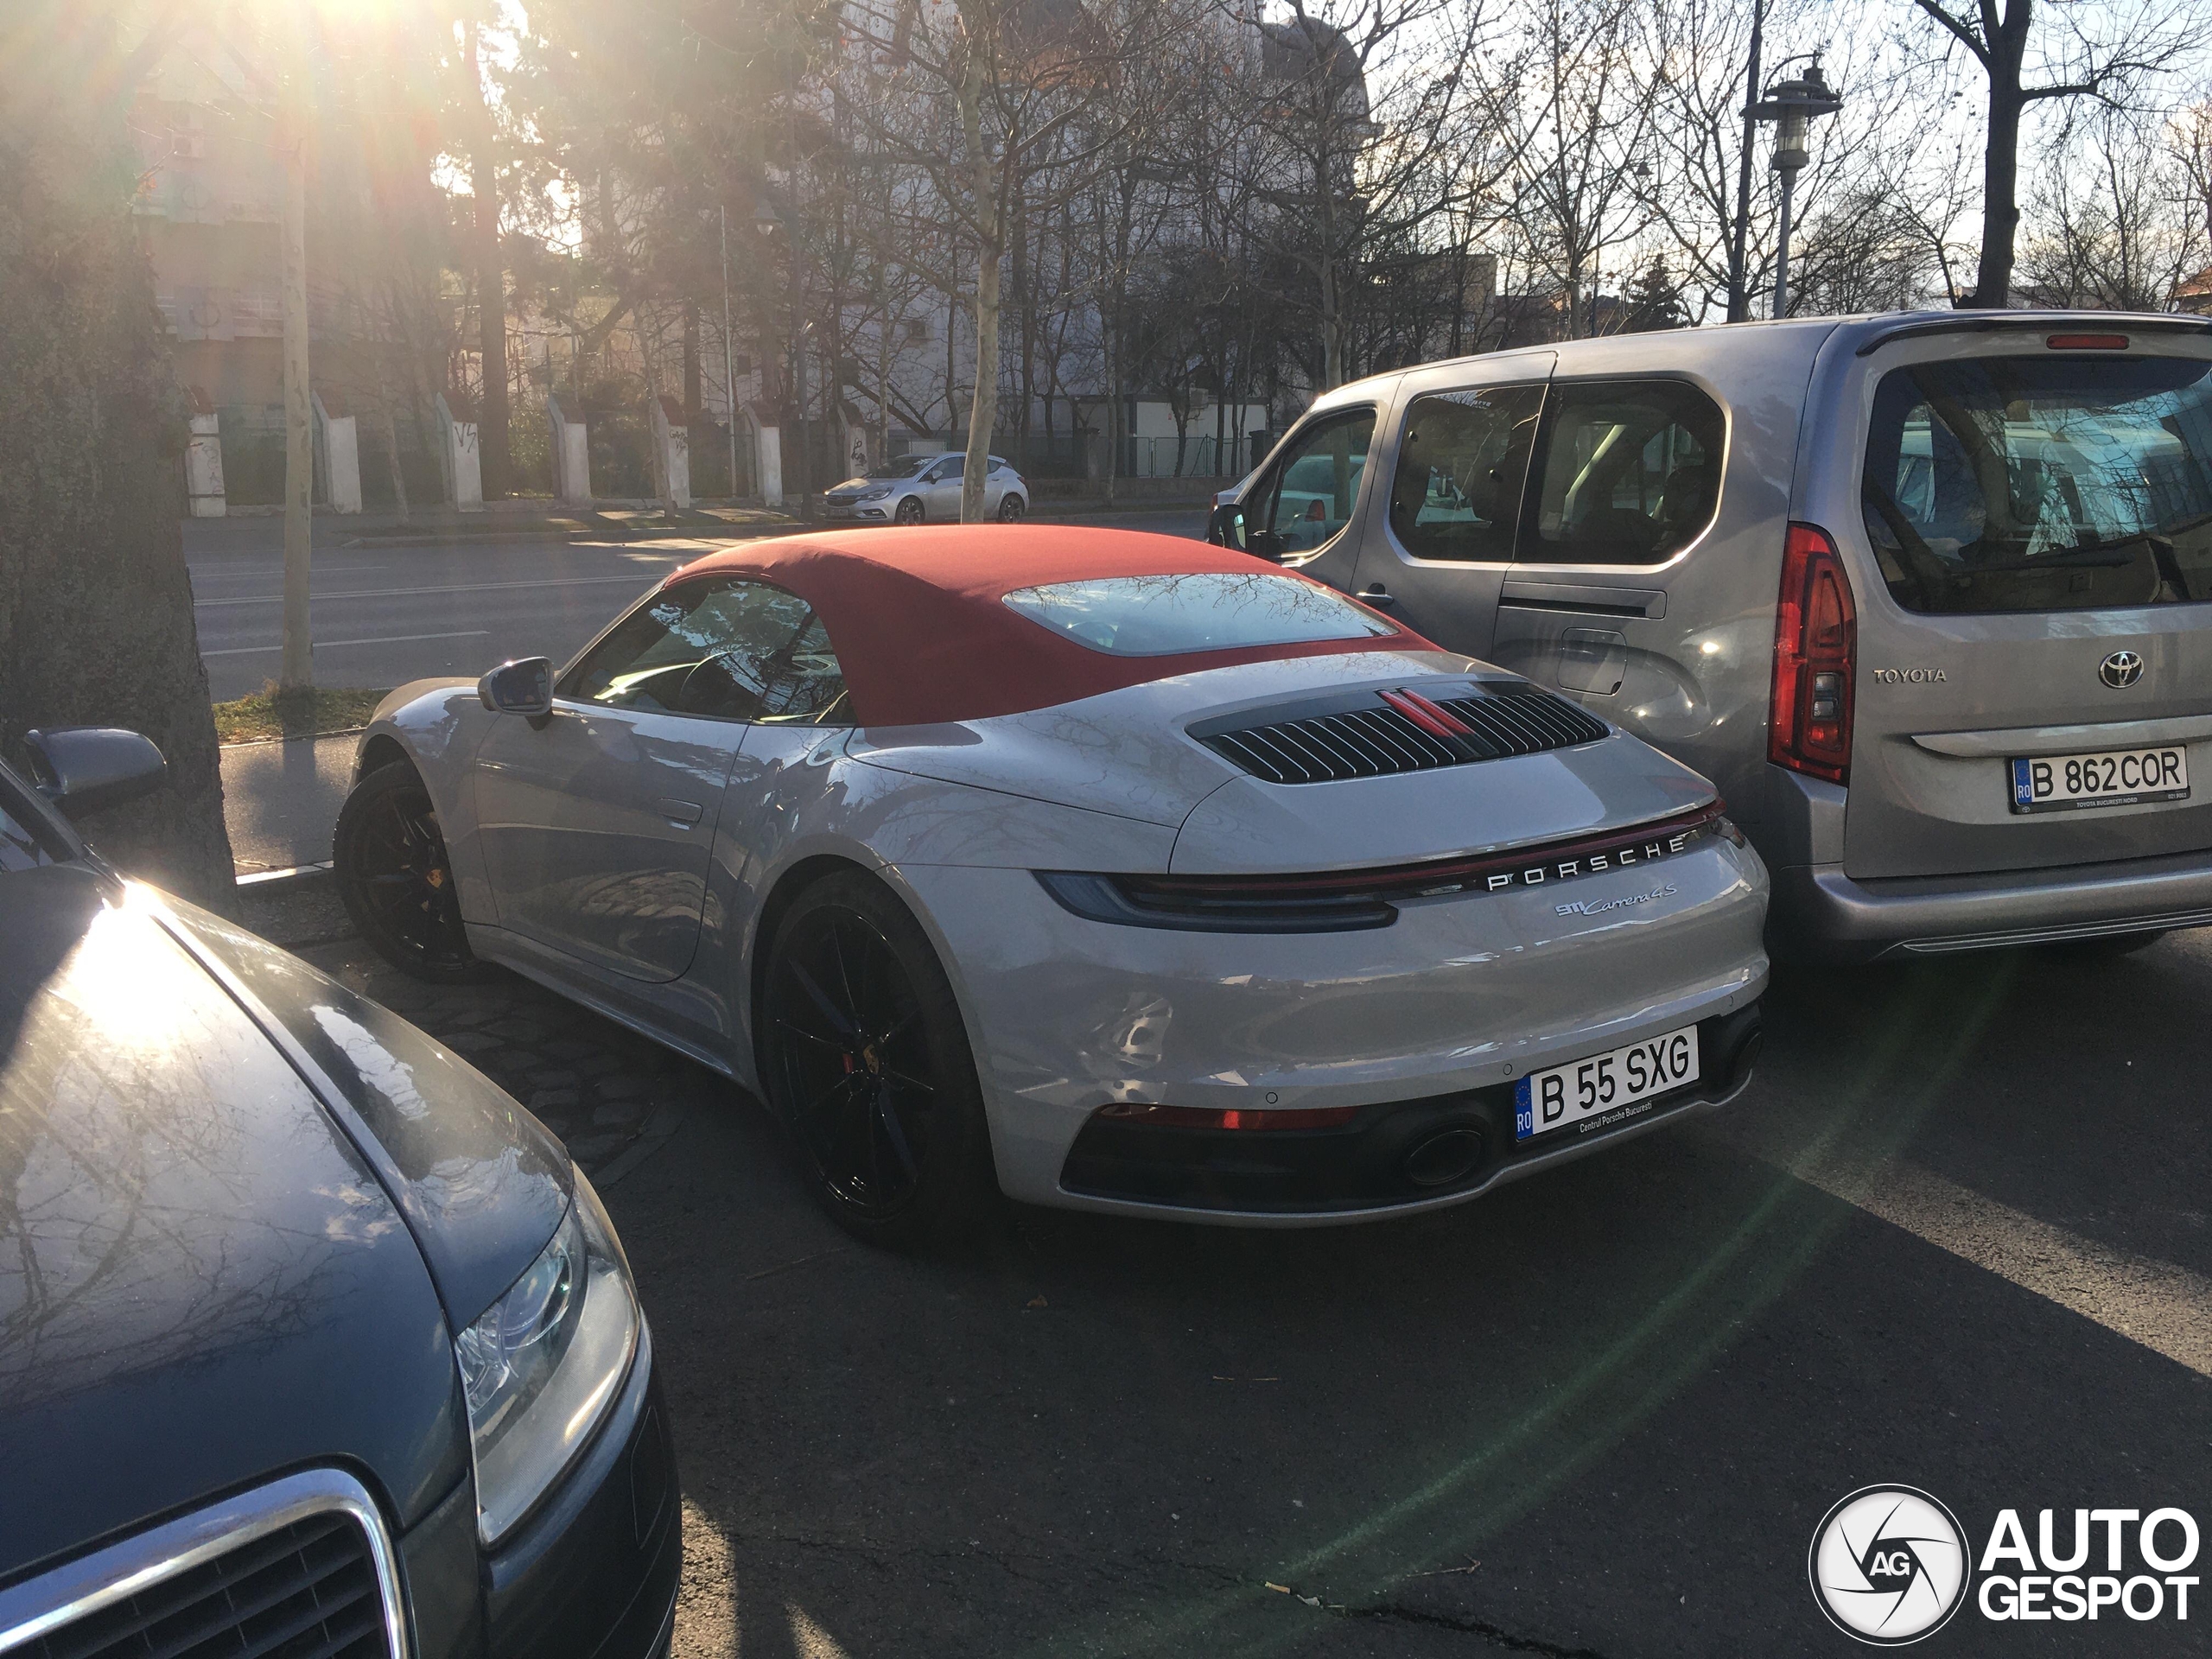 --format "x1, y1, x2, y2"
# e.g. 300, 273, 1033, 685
1357, 585, 1397, 609
658, 798, 705, 827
